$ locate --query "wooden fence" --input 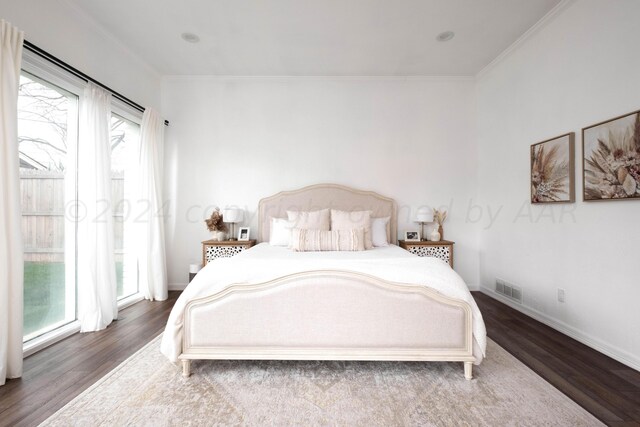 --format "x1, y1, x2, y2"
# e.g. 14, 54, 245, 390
21, 169, 125, 263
